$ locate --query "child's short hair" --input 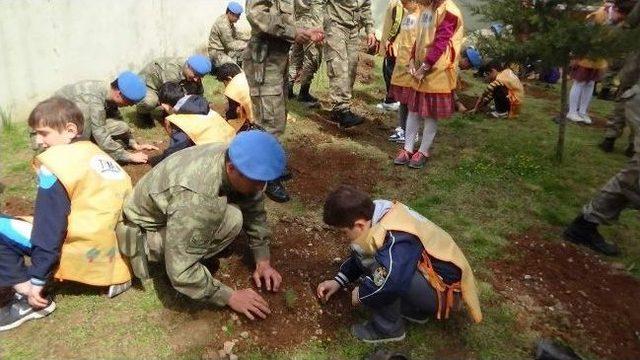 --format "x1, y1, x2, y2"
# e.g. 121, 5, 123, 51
323, 185, 375, 228
214, 63, 242, 83
27, 97, 84, 133
158, 81, 186, 107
